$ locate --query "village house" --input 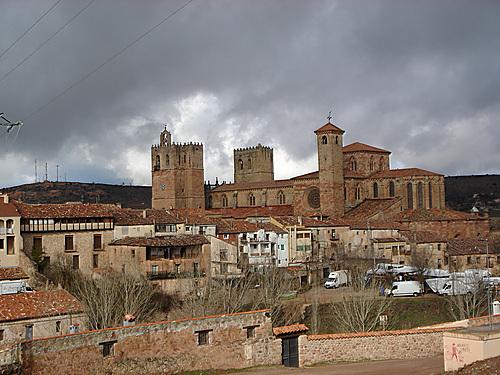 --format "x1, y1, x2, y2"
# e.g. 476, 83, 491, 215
0, 289, 85, 347
400, 230, 447, 269
446, 238, 500, 274
0, 194, 22, 268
